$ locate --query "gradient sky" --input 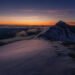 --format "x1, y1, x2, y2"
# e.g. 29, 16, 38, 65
0, 0, 75, 25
